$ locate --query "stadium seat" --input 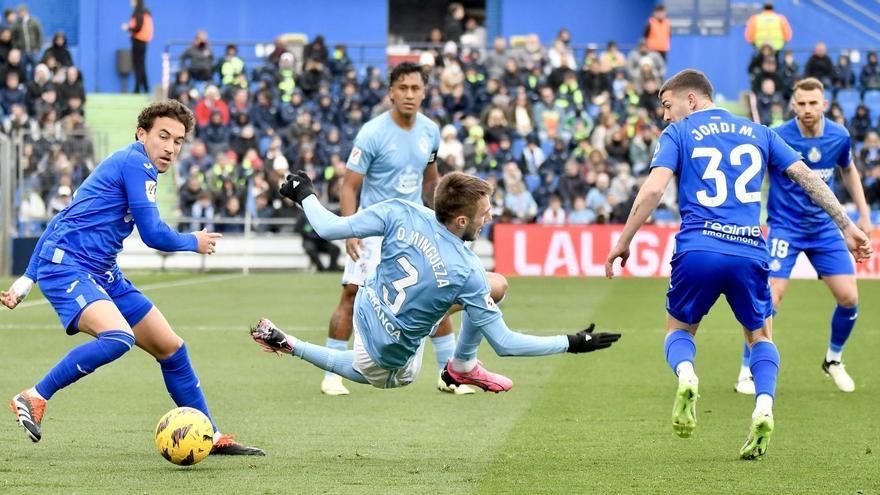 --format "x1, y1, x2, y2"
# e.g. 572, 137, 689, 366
863, 90, 880, 117
836, 89, 860, 119
511, 137, 526, 160
524, 173, 541, 193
